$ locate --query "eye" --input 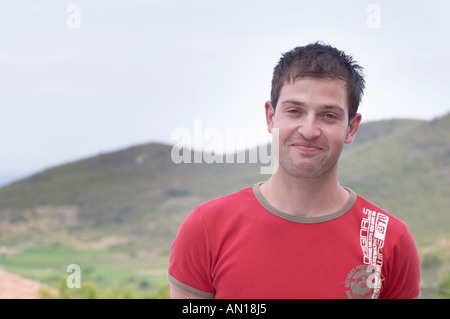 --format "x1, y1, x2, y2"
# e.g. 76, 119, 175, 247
287, 109, 301, 114
323, 113, 338, 120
